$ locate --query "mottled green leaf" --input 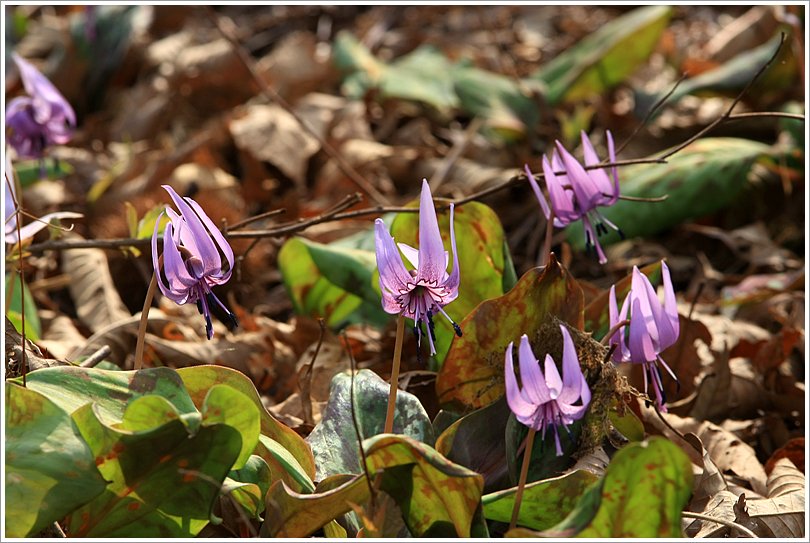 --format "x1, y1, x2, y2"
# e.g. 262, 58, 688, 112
436, 256, 583, 411
364, 434, 489, 538
200, 385, 260, 470
5, 272, 42, 341
608, 402, 645, 442
278, 237, 390, 328
67, 402, 242, 537
531, 5, 672, 105
222, 455, 274, 520
482, 470, 598, 531
9, 367, 197, 424
546, 437, 694, 537
256, 434, 315, 495
5, 384, 106, 537
566, 138, 772, 253
261, 473, 371, 538
177, 365, 316, 482
306, 370, 434, 482
389, 198, 510, 369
